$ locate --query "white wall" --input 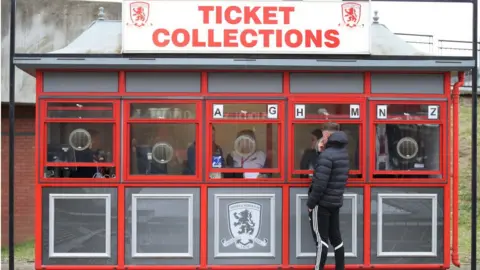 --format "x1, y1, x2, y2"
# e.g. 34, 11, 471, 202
1, 0, 121, 103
